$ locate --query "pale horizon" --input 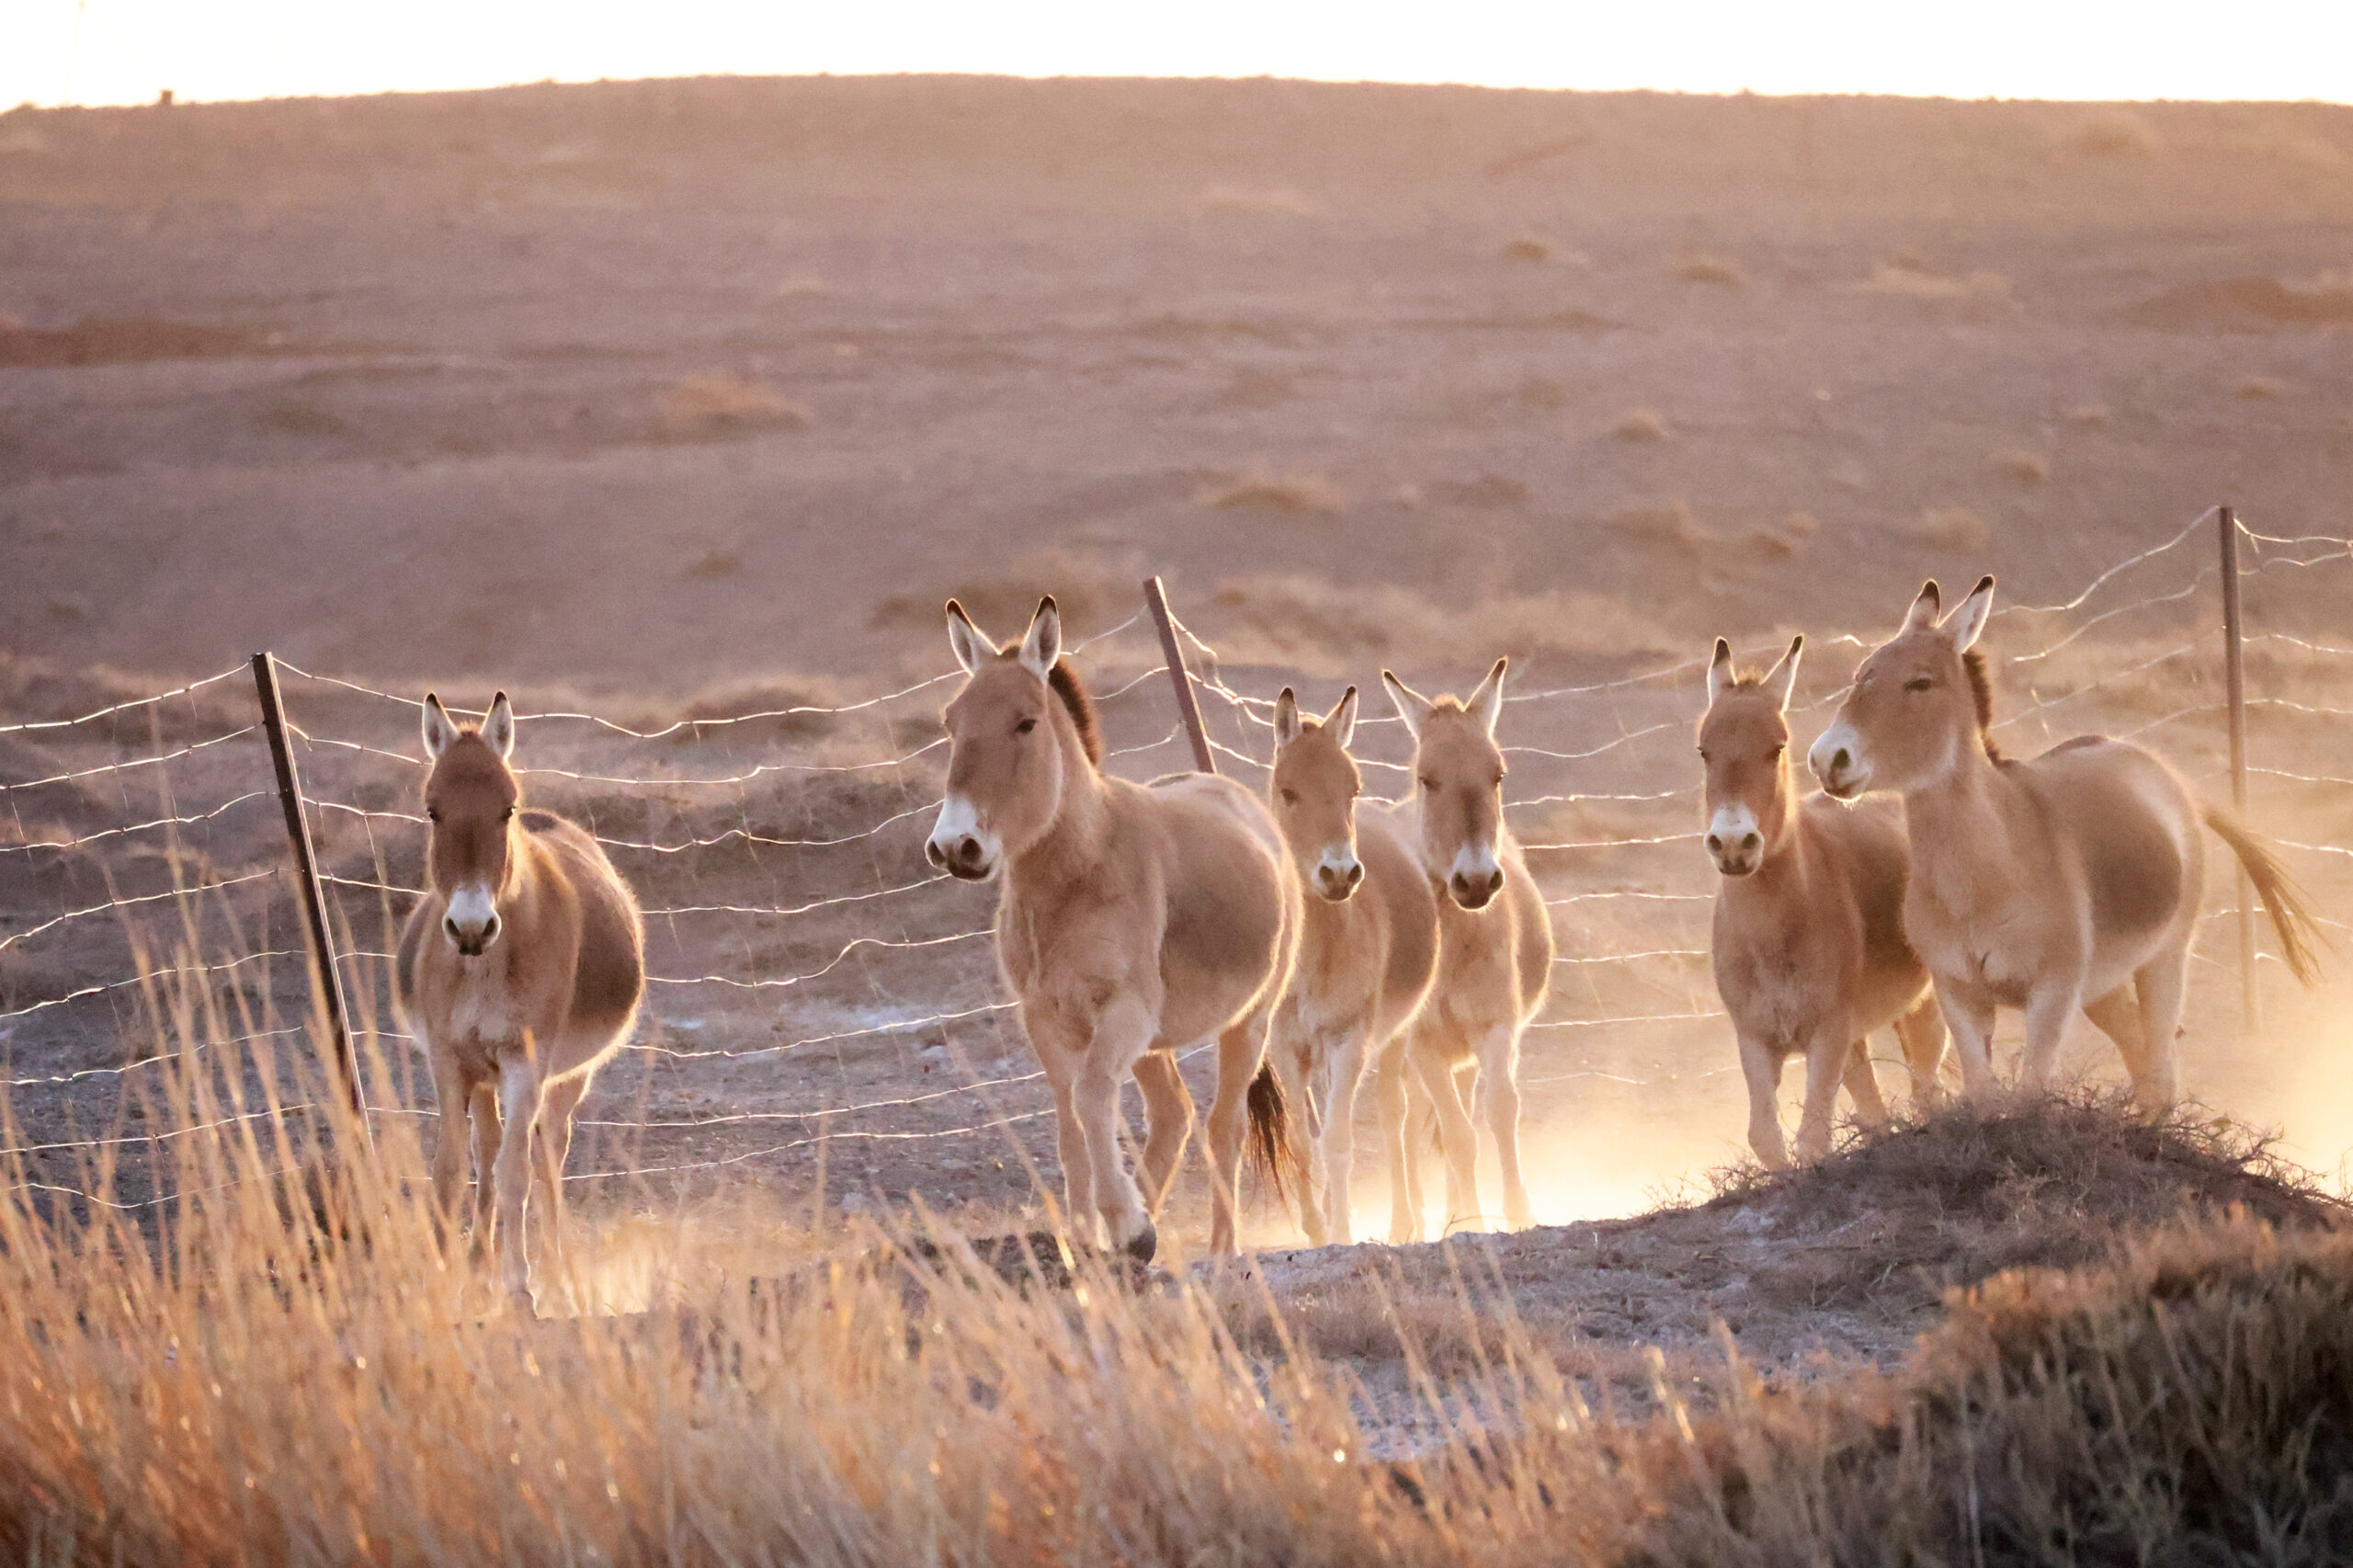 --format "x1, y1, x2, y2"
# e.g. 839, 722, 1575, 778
12, 0, 2353, 113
